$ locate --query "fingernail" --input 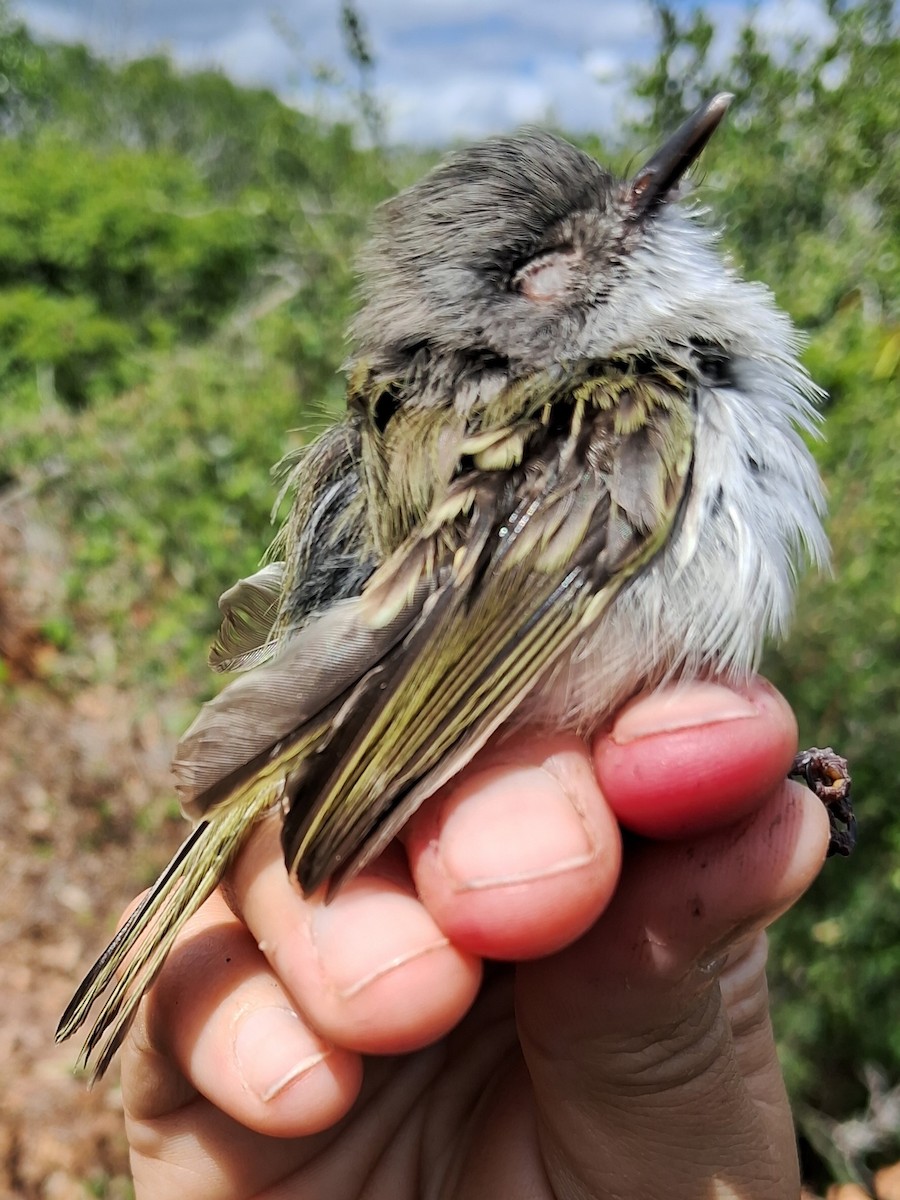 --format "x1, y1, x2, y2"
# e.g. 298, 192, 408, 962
234, 1006, 330, 1102
611, 683, 758, 744
440, 764, 594, 890
311, 886, 449, 999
